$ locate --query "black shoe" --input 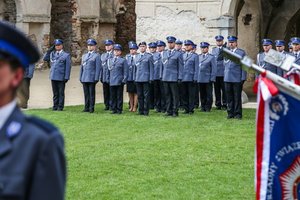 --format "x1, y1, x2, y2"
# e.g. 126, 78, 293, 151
216, 106, 222, 110
89, 110, 94, 113
155, 109, 161, 113
161, 110, 166, 113
234, 115, 242, 120
222, 105, 227, 110
165, 112, 172, 117
183, 110, 189, 114
227, 115, 234, 119
111, 111, 117, 114
200, 108, 206, 112
138, 112, 144, 115
189, 111, 194, 115
144, 112, 149, 116
116, 111, 122, 114
82, 109, 89, 112
57, 108, 63, 111
172, 112, 178, 117
104, 107, 109, 111
206, 109, 211, 112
